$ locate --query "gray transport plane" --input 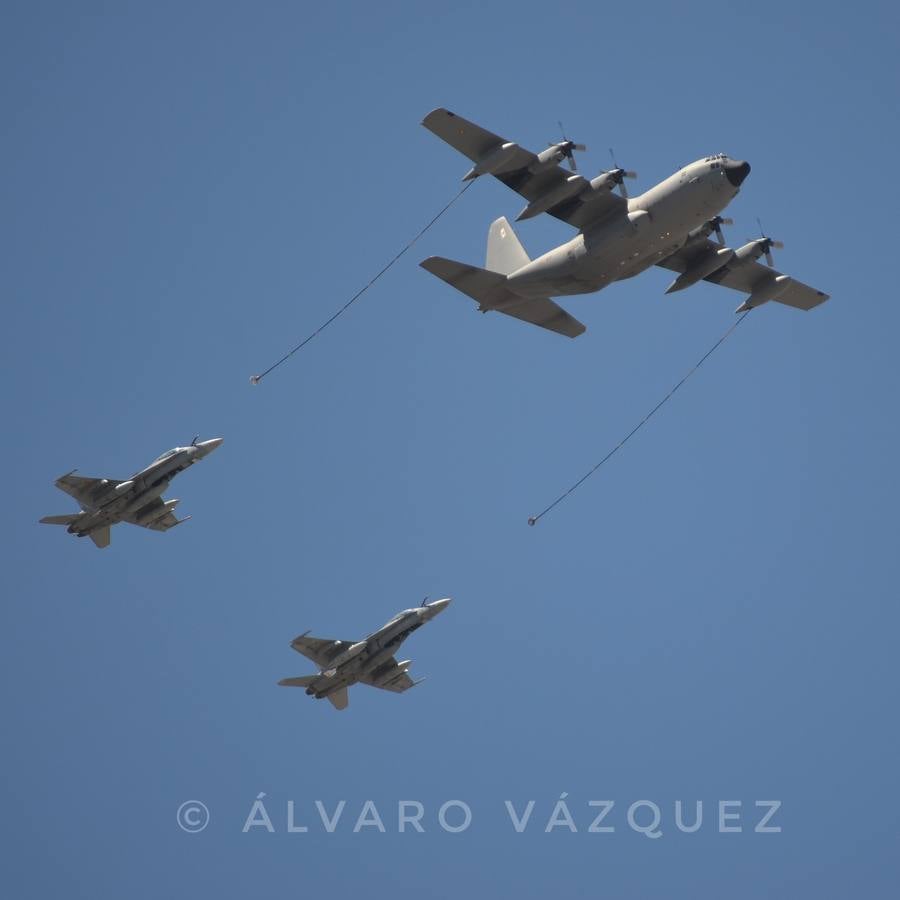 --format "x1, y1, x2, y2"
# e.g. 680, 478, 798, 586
279, 598, 451, 710
40, 437, 223, 548
420, 108, 829, 337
